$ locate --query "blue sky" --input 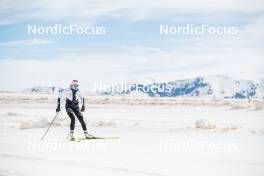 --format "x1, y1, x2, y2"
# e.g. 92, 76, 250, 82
0, 0, 263, 91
